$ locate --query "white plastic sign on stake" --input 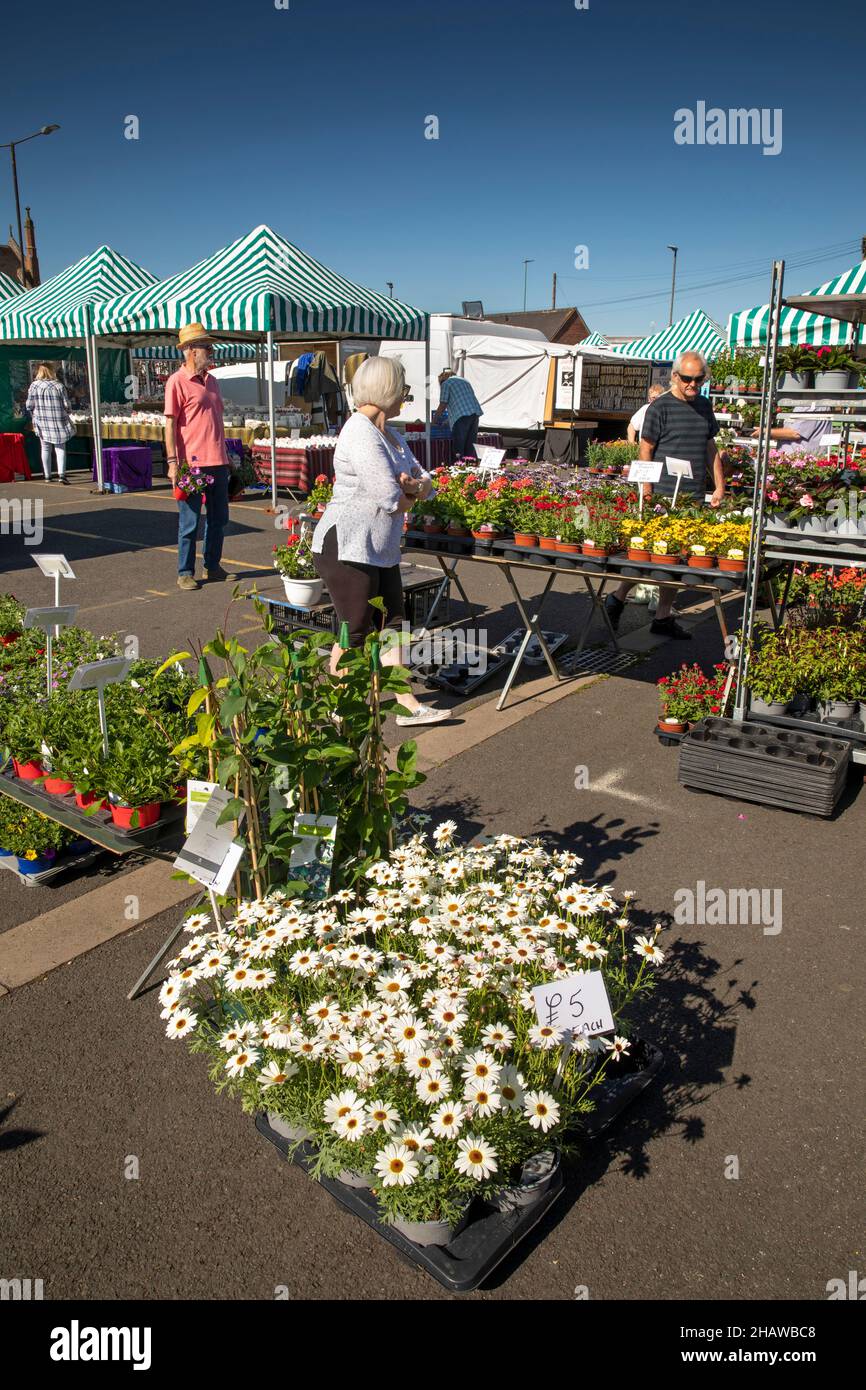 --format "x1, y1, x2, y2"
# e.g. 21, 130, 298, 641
628, 459, 663, 518
23, 605, 79, 697
665, 456, 693, 508
68, 656, 132, 757
32, 553, 76, 616
474, 445, 506, 473
532, 971, 615, 1040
